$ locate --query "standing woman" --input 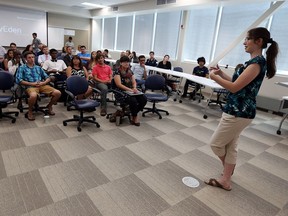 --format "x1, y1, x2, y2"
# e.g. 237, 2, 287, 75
66, 55, 93, 99
206, 27, 279, 191
114, 55, 147, 126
